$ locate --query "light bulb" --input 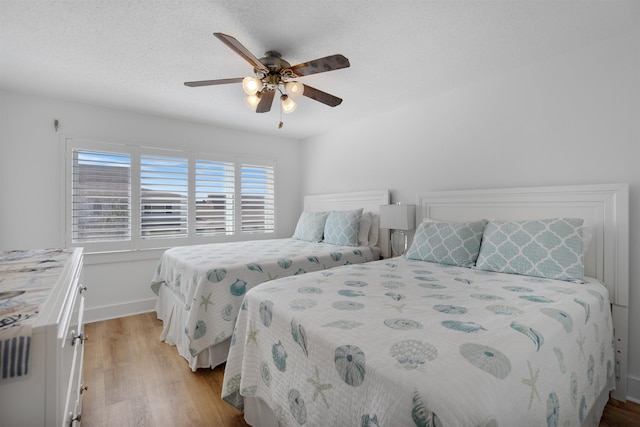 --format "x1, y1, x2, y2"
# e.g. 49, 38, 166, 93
242, 77, 263, 95
285, 81, 304, 98
245, 93, 261, 110
281, 94, 297, 113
